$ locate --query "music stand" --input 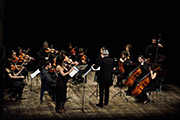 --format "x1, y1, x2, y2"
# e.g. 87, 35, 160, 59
81, 67, 92, 111
112, 84, 128, 102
